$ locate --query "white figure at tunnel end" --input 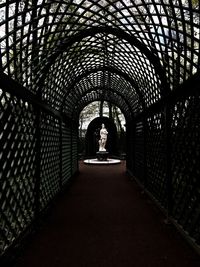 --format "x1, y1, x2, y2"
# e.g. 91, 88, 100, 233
99, 123, 108, 151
